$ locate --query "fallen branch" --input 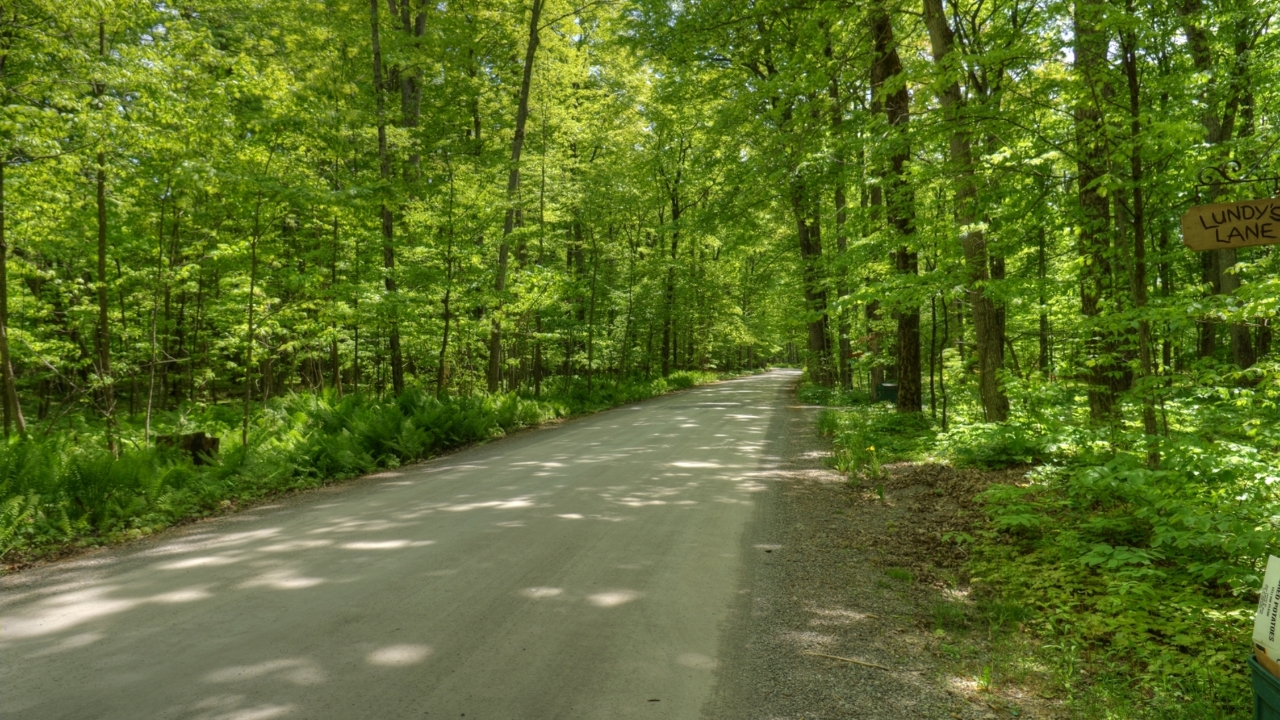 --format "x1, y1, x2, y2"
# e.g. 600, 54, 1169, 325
803, 651, 890, 671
